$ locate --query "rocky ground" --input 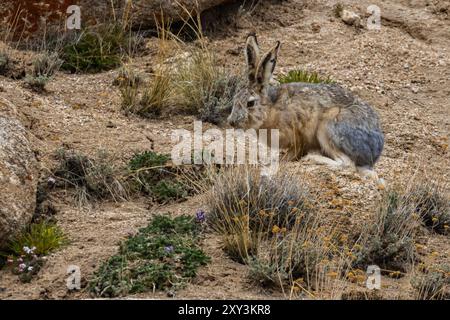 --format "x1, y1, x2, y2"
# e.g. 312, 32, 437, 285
0, 0, 449, 299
